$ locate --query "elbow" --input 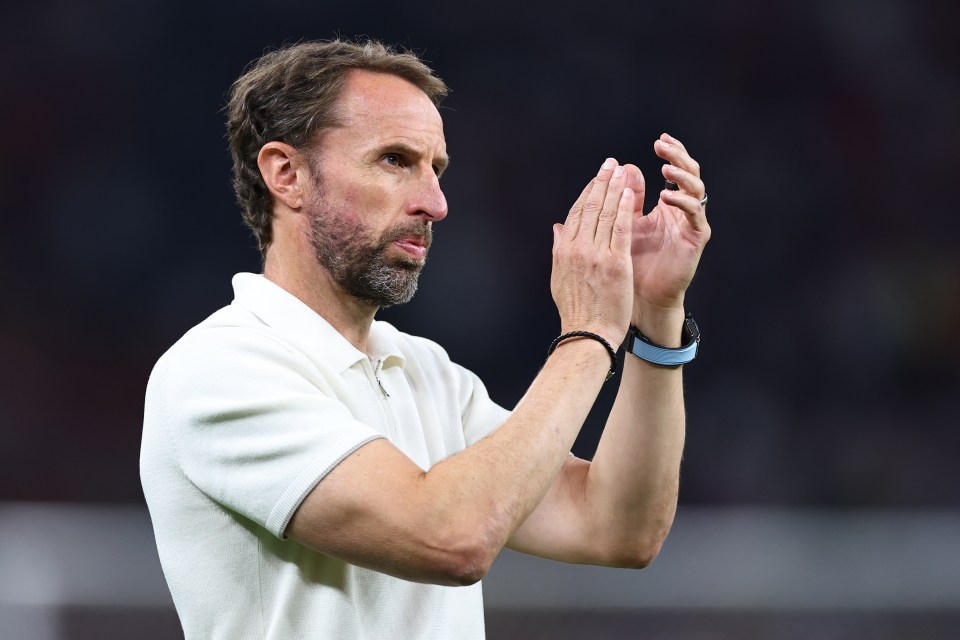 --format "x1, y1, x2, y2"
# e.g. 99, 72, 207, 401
432, 544, 496, 587
443, 547, 493, 586
603, 526, 670, 569
606, 506, 678, 569
614, 538, 664, 569
431, 520, 503, 586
